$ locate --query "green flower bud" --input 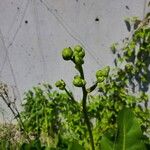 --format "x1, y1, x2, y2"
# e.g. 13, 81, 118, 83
103, 66, 110, 75
55, 80, 66, 90
74, 45, 82, 52
96, 66, 110, 78
78, 50, 85, 58
96, 70, 103, 78
62, 47, 73, 61
74, 56, 84, 65
73, 51, 79, 57
74, 45, 85, 58
73, 75, 86, 87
